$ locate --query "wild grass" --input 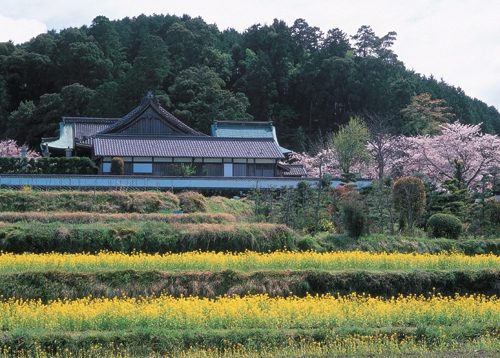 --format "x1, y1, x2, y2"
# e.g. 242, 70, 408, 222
1, 329, 499, 357
0, 222, 297, 254
0, 212, 237, 224
1, 269, 499, 301
0, 190, 179, 213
